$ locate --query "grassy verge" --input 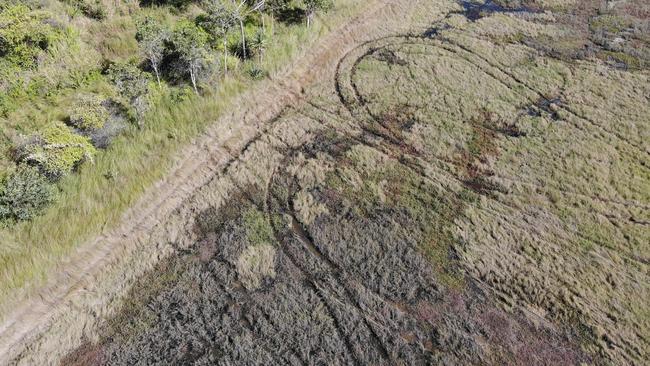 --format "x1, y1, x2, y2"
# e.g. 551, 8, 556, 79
0, 0, 367, 317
